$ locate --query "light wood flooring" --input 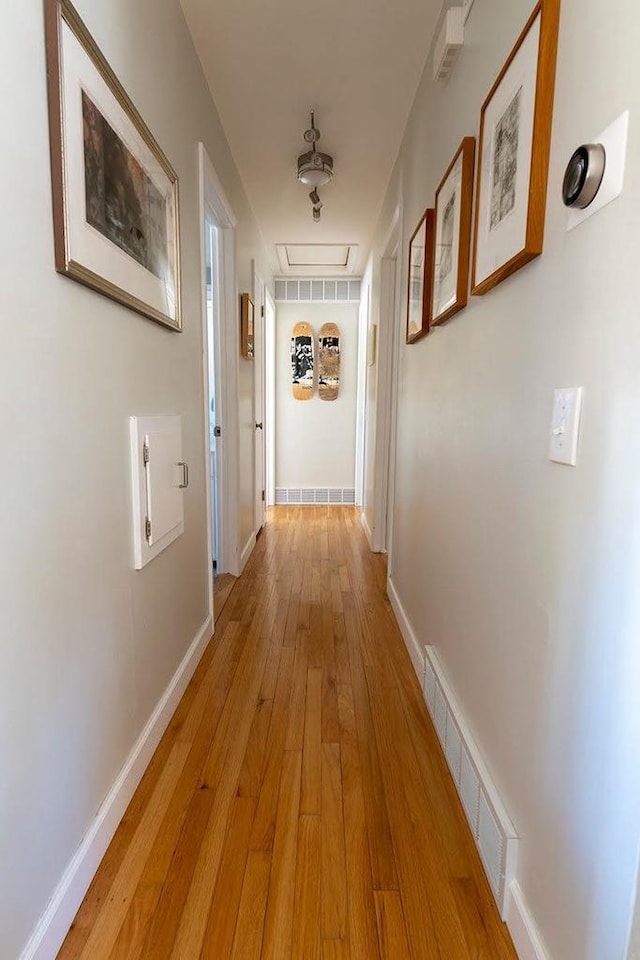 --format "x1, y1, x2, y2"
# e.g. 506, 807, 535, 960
57, 506, 518, 960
